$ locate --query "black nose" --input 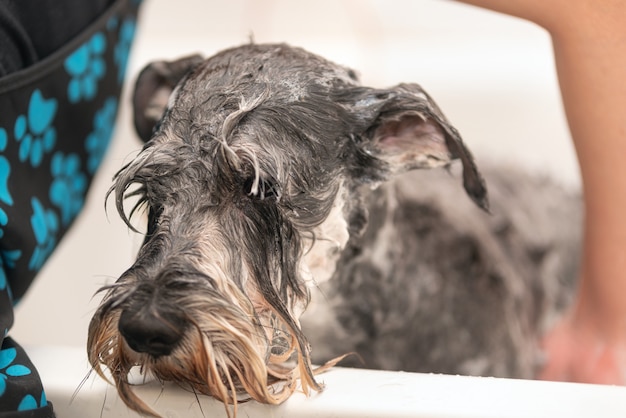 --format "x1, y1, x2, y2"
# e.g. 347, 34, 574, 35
118, 305, 186, 357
